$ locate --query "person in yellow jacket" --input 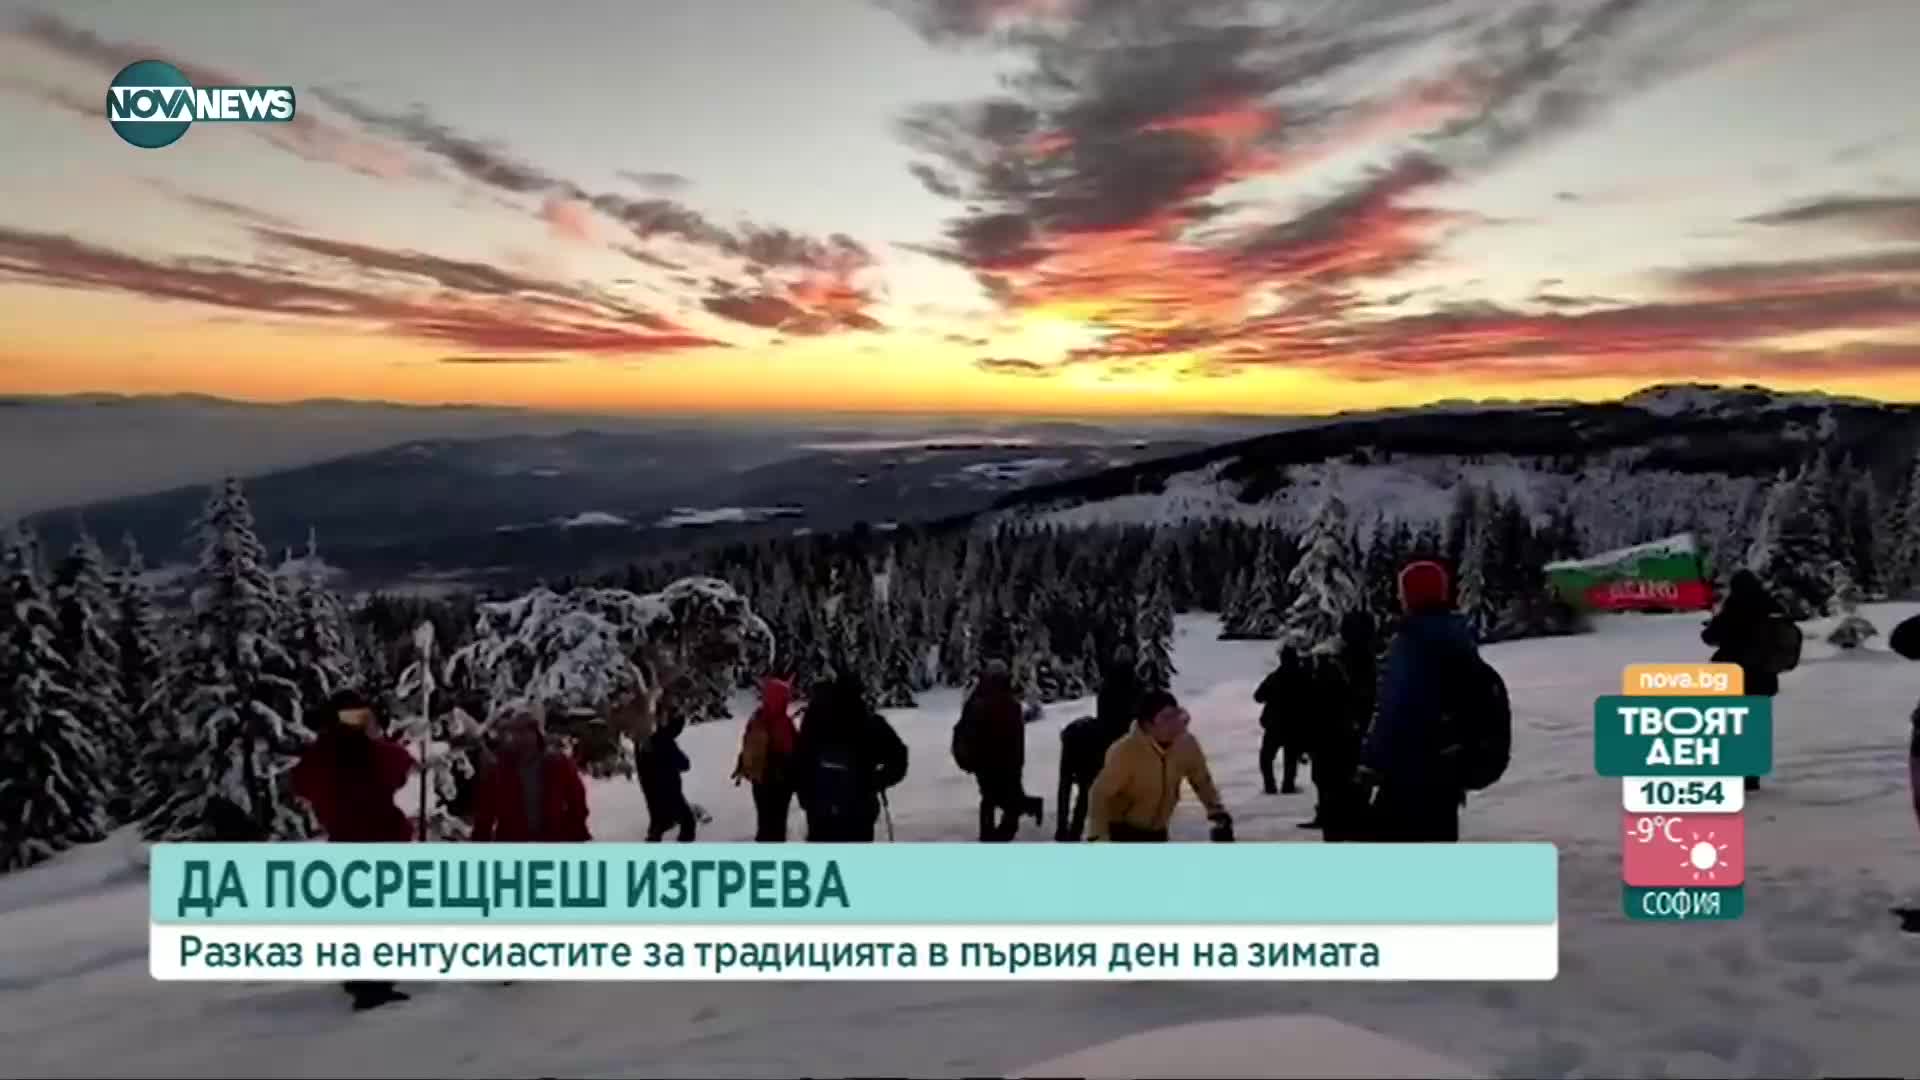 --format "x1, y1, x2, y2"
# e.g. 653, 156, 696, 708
1087, 689, 1232, 842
